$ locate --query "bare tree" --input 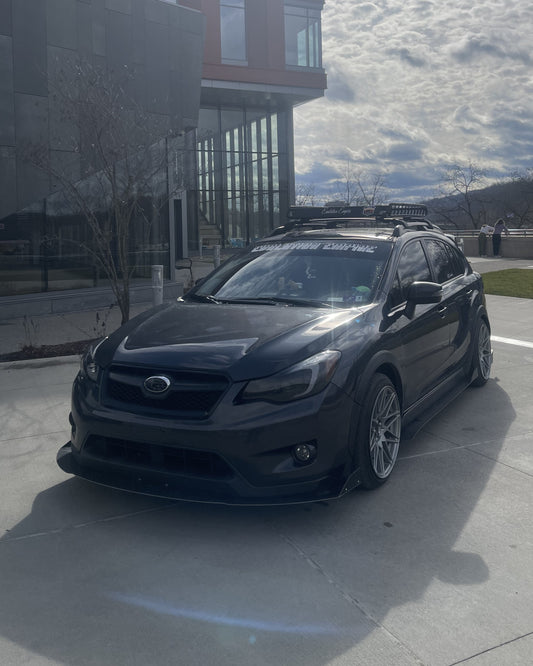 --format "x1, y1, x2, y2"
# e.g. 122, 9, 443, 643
295, 182, 318, 205
25, 58, 183, 323
436, 162, 489, 228
331, 162, 389, 206
355, 171, 389, 207
502, 169, 533, 227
